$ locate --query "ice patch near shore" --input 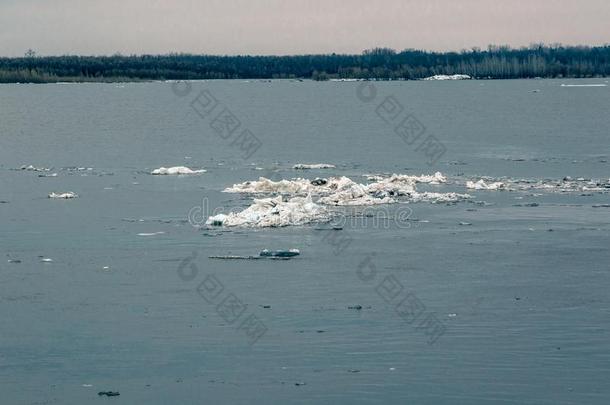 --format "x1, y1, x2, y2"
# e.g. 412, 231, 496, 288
206, 195, 329, 227
293, 163, 336, 169
151, 166, 206, 175
48, 192, 78, 199
466, 179, 506, 190
423, 74, 471, 81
